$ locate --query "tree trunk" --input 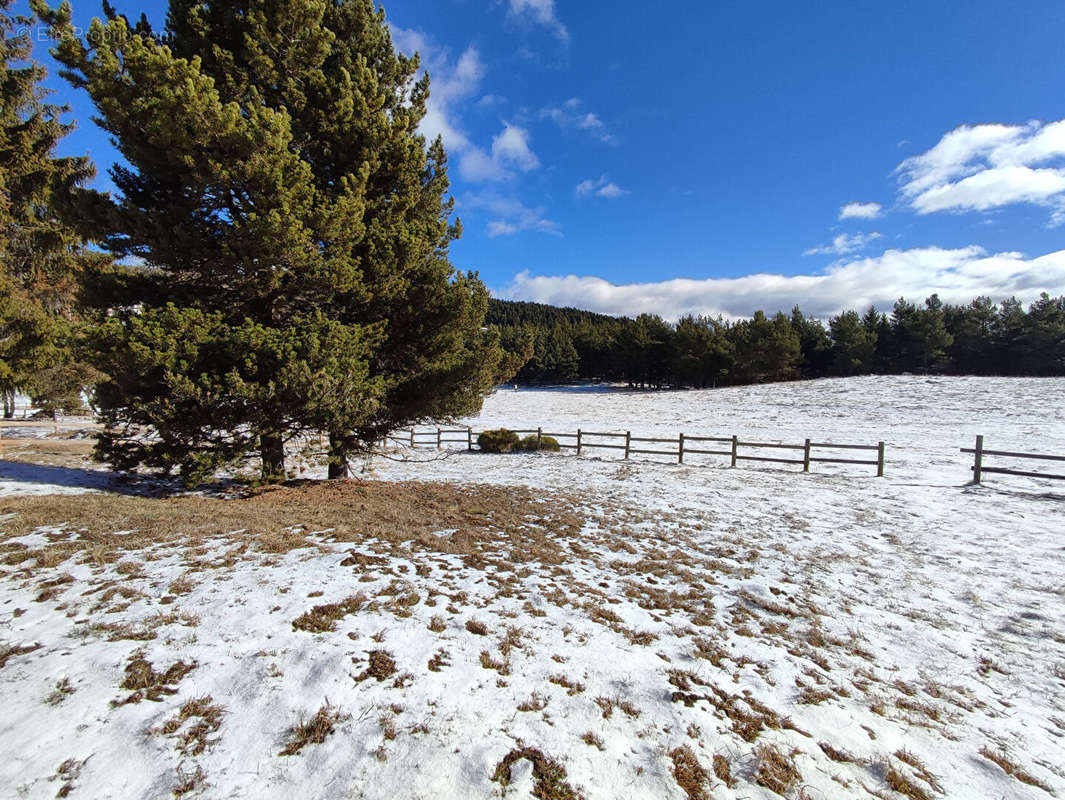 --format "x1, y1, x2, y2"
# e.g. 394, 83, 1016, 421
328, 433, 350, 480
260, 434, 285, 483
2, 390, 13, 419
